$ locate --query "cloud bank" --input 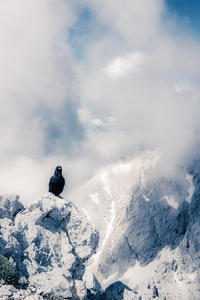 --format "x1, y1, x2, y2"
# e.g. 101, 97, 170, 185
1, 0, 200, 203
